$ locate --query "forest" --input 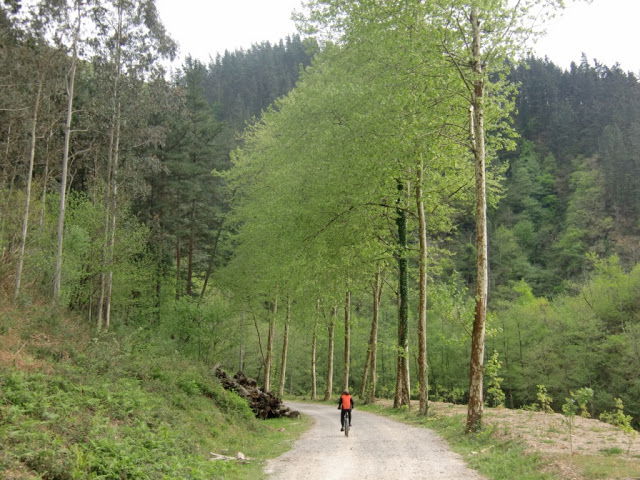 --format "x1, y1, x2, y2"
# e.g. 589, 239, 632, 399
1, 0, 640, 476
